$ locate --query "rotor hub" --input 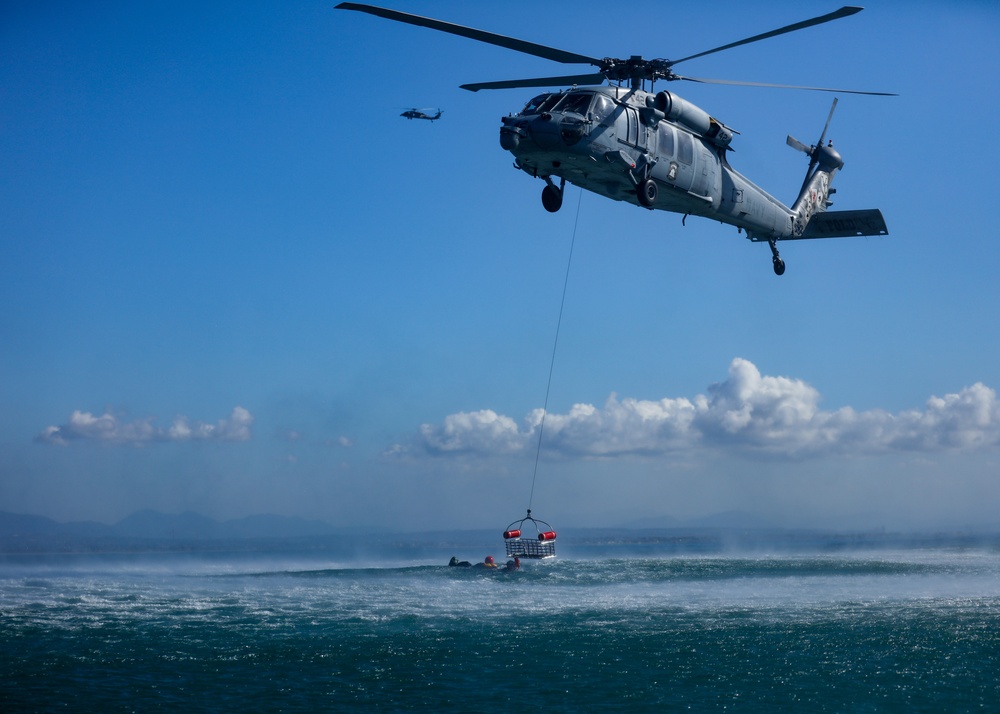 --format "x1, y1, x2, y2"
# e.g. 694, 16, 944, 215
600, 57, 677, 86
